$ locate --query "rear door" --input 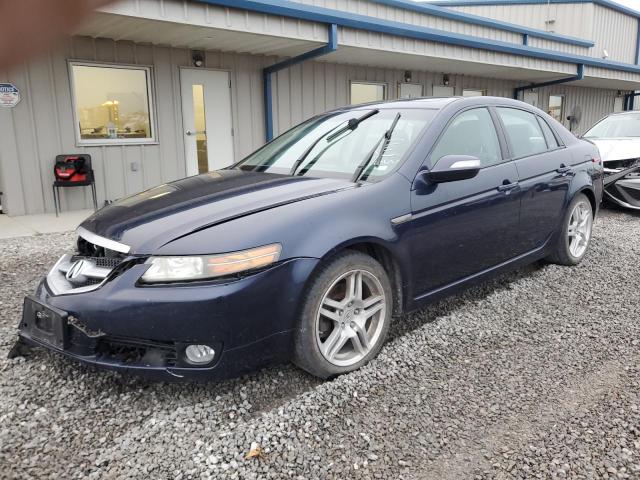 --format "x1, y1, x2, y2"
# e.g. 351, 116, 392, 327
495, 107, 571, 252
408, 107, 521, 296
